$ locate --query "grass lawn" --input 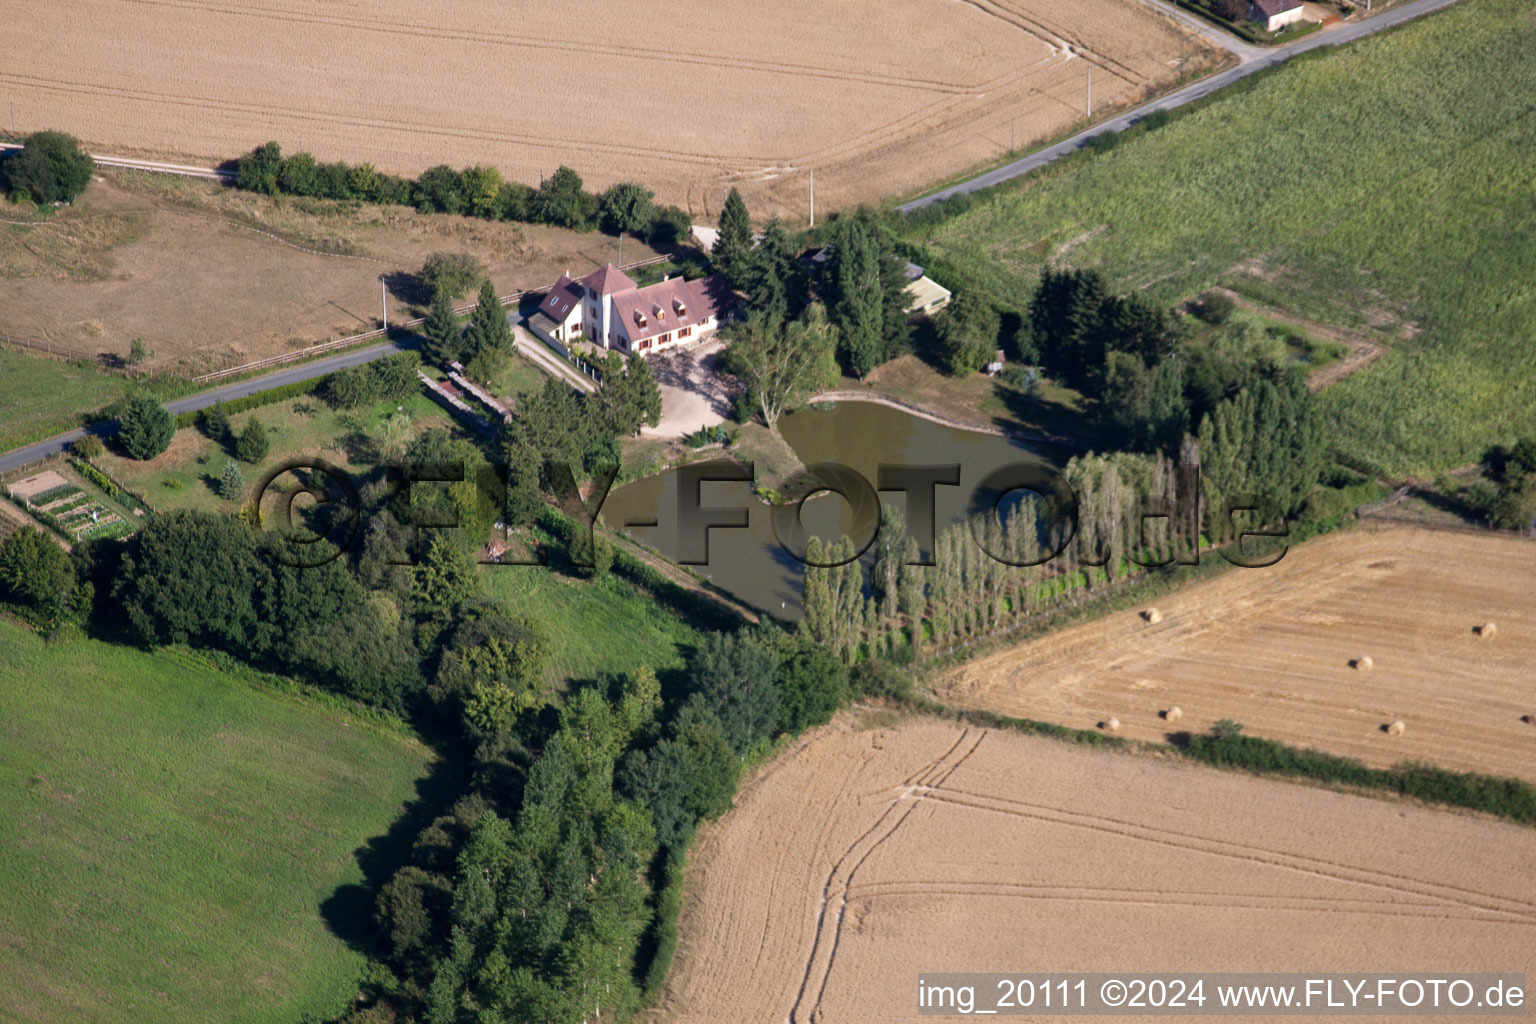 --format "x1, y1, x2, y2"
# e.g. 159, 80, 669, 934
480, 561, 699, 685
0, 350, 133, 454
857, 355, 1087, 441
488, 350, 550, 405
0, 620, 433, 1024
910, 0, 1536, 474
96, 392, 459, 513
